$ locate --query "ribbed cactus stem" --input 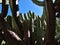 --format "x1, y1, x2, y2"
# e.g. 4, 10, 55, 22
45, 0, 57, 45
0, 0, 8, 44
0, 0, 8, 18
9, 0, 24, 40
